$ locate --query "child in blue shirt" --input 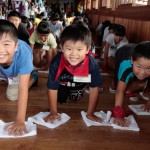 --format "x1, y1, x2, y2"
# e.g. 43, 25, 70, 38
113, 41, 150, 127
0, 20, 35, 136
45, 24, 103, 123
